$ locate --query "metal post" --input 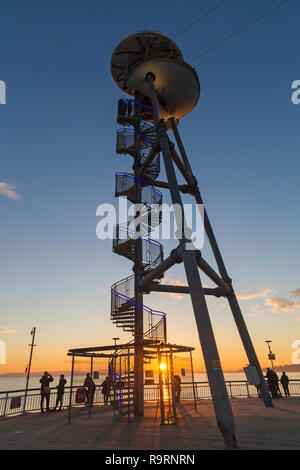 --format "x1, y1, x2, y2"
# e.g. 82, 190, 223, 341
146, 73, 237, 447
158, 349, 165, 425
169, 351, 177, 419
133, 92, 144, 417
165, 354, 173, 423
2, 392, 9, 419
68, 354, 75, 423
190, 351, 197, 412
128, 348, 130, 423
88, 356, 93, 419
90, 356, 94, 376
23, 327, 36, 413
